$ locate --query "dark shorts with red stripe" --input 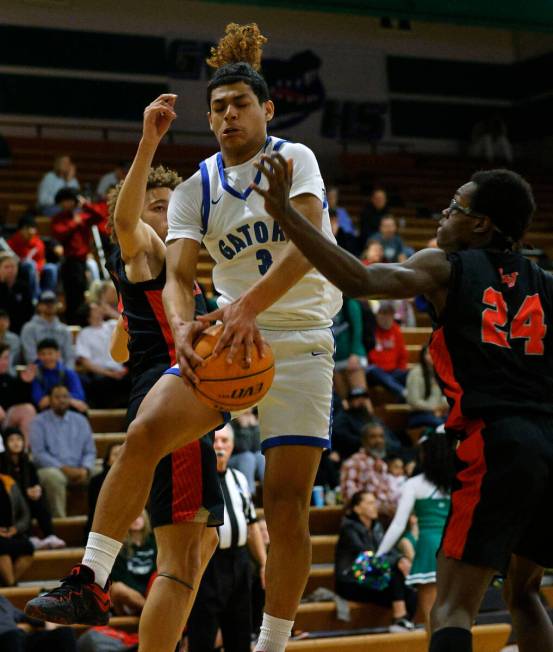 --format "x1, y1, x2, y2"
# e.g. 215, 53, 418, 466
127, 364, 224, 530
442, 412, 553, 574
